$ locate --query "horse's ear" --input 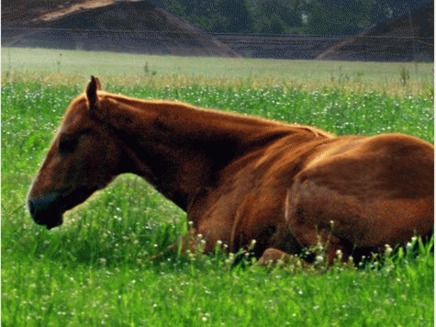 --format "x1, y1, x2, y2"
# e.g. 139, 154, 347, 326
86, 76, 101, 110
